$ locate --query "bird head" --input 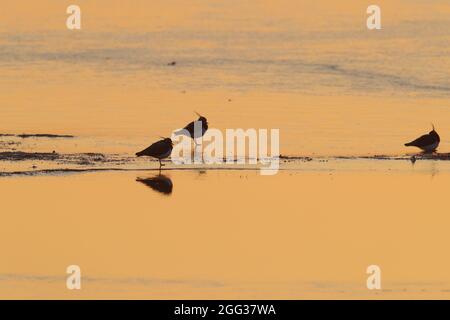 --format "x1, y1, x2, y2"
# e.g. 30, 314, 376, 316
165, 138, 173, 146
429, 123, 439, 135
430, 123, 436, 133
429, 124, 440, 142
160, 136, 173, 145
195, 111, 208, 124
